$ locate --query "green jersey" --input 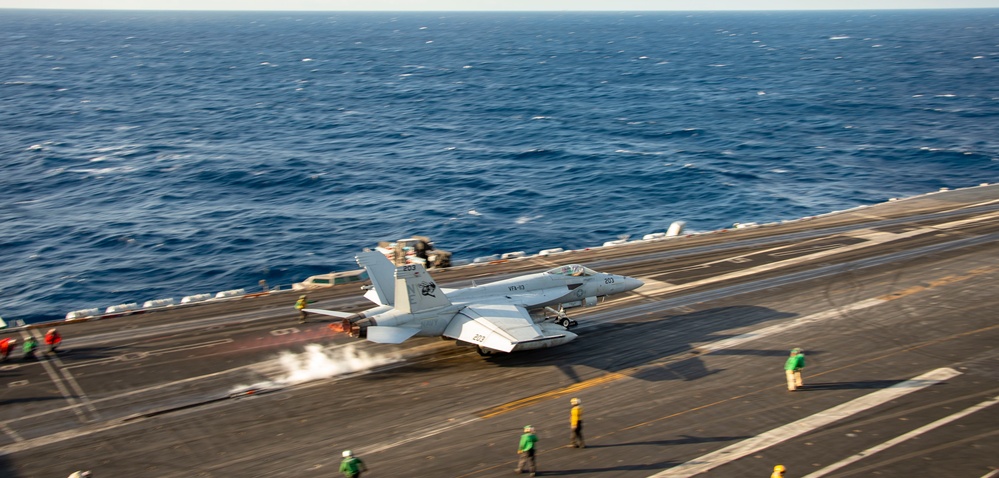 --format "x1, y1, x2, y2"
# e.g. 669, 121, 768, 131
518, 432, 538, 452
340, 456, 365, 476
784, 353, 805, 371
